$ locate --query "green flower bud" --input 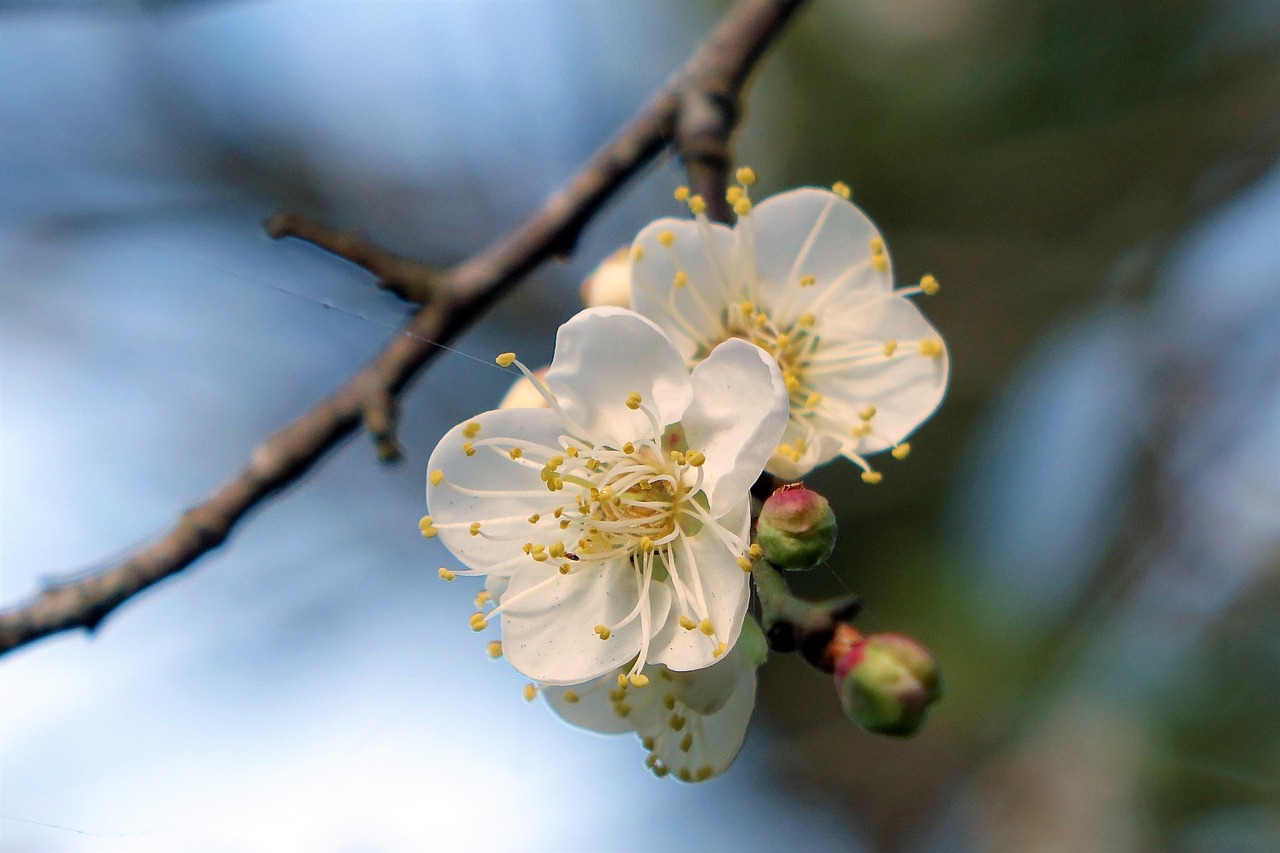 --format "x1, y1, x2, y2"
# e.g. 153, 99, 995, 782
755, 485, 836, 570
834, 632, 941, 737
